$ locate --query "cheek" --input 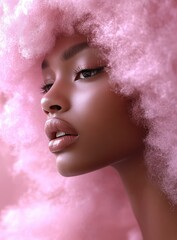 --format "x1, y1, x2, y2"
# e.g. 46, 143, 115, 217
72, 85, 133, 147
57, 82, 145, 176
